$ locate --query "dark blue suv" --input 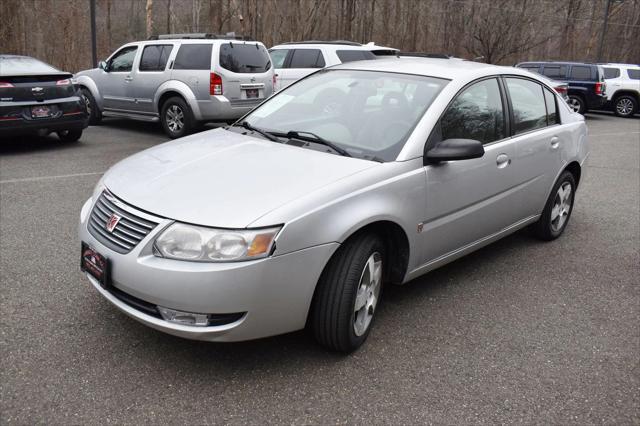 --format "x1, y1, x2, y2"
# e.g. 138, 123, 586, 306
516, 62, 607, 114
